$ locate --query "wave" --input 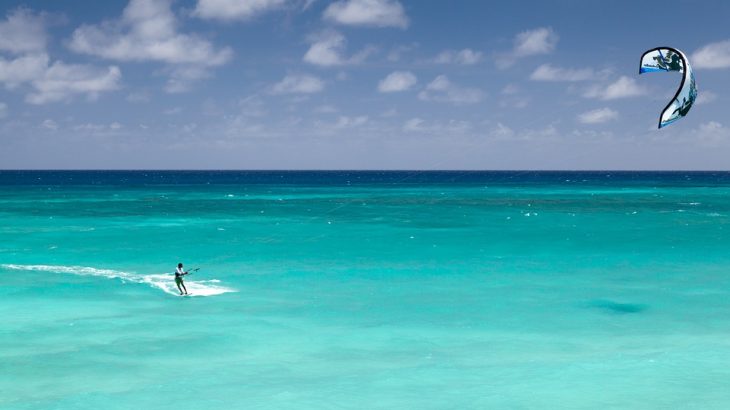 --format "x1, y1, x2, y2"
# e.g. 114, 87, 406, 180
0, 264, 235, 297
